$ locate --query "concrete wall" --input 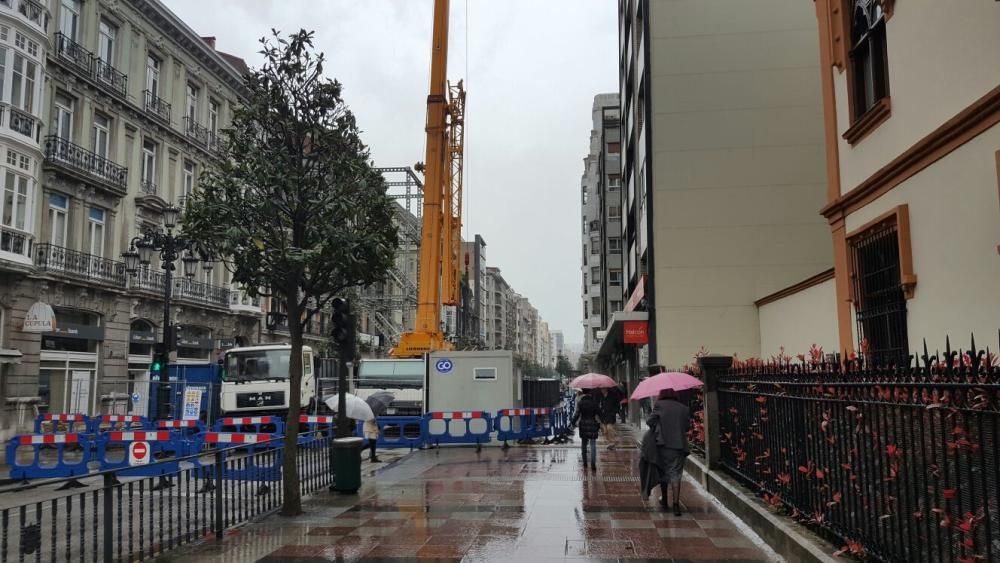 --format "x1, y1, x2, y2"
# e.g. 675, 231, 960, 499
646, 0, 831, 367
844, 126, 1000, 350
834, 0, 1000, 194
758, 278, 838, 359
